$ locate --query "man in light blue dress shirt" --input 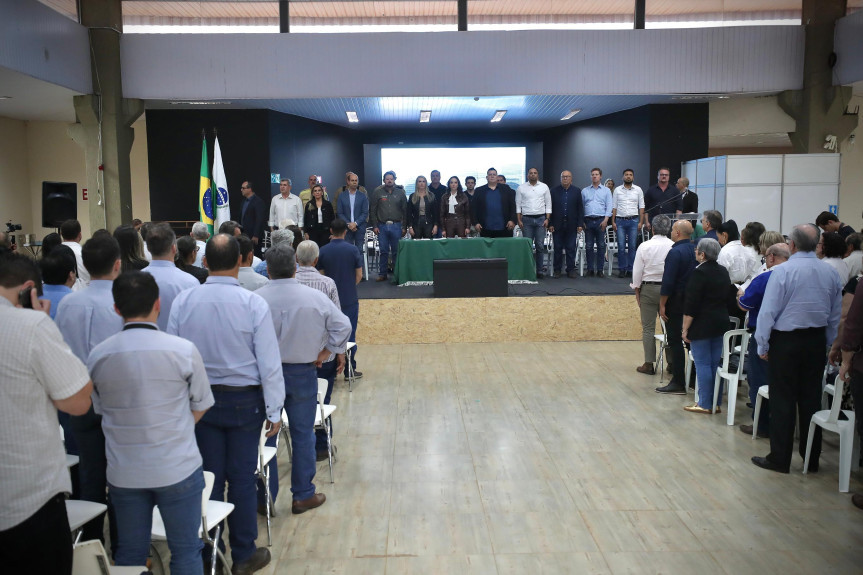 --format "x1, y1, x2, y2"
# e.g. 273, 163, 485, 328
142, 223, 199, 331
752, 224, 843, 475
55, 234, 124, 550
167, 234, 285, 575
256, 243, 351, 515
581, 168, 613, 277
88, 272, 214, 575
